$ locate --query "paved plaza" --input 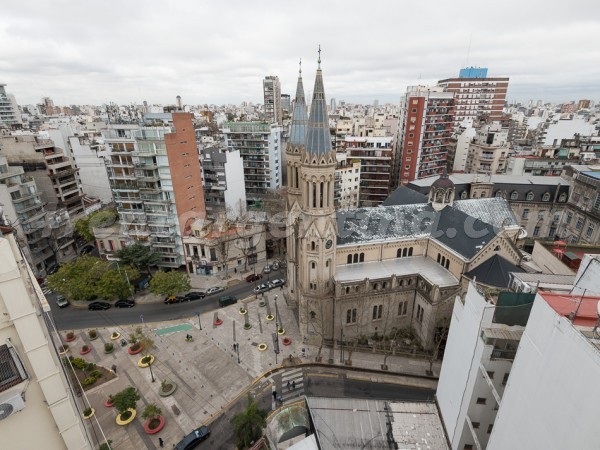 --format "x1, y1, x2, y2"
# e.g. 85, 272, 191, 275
67, 287, 440, 449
